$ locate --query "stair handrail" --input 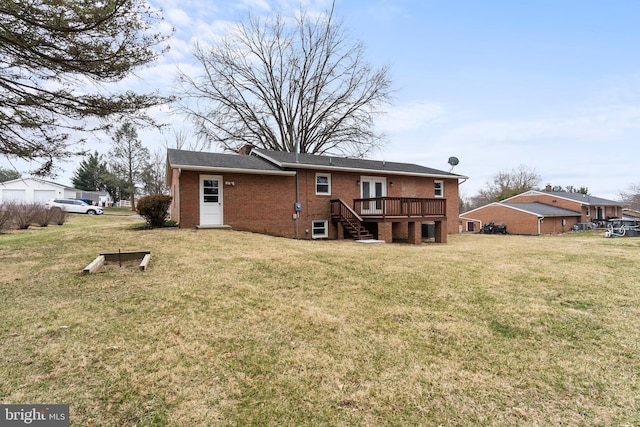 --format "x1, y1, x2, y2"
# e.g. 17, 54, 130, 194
331, 199, 364, 240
